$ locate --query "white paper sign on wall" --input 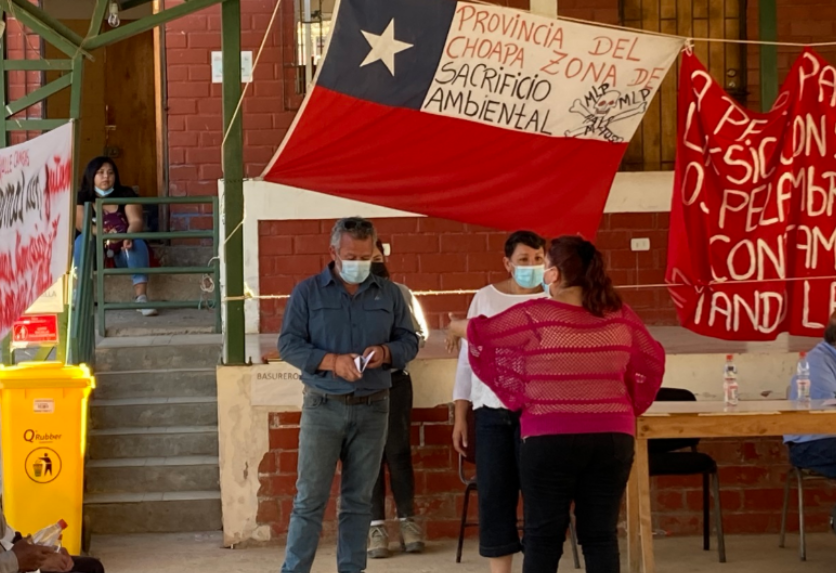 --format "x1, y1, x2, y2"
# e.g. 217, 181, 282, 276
211, 51, 253, 83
